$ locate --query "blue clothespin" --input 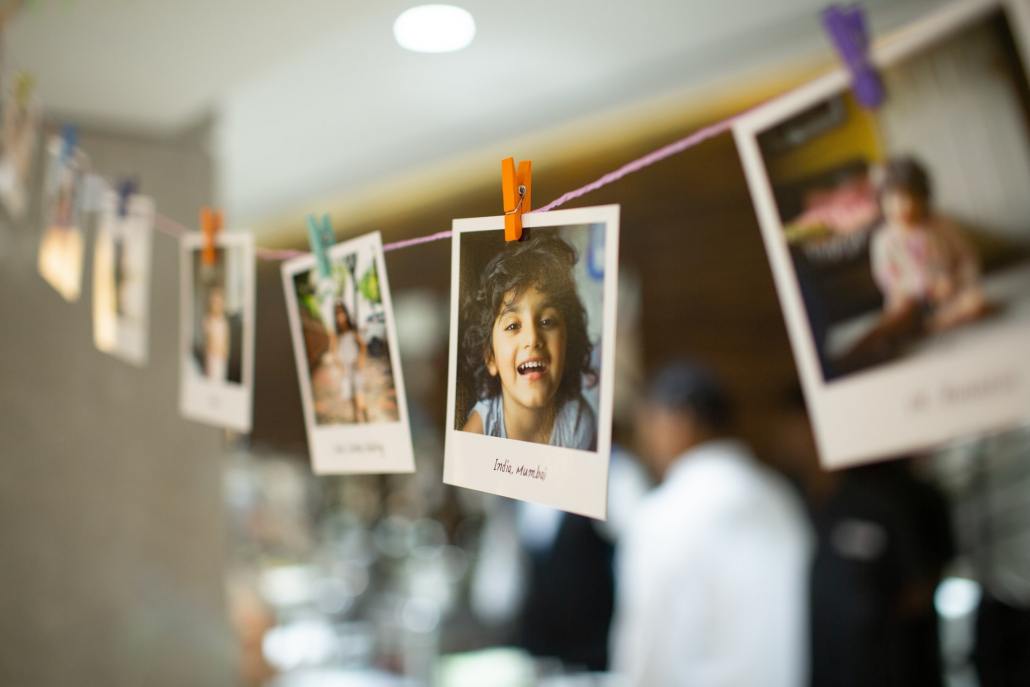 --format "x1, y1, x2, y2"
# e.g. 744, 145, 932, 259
306, 213, 335, 280
822, 4, 884, 109
60, 124, 78, 160
116, 179, 137, 218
